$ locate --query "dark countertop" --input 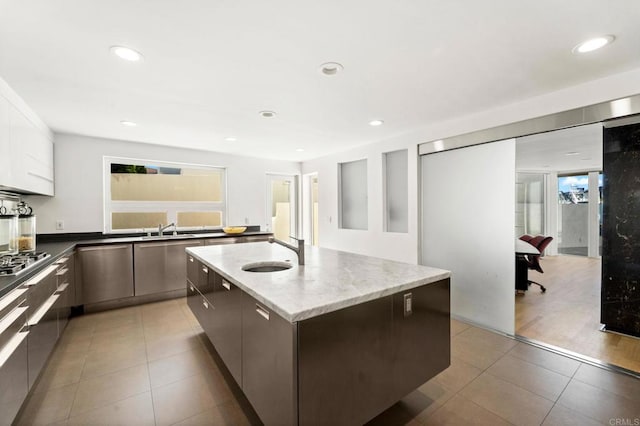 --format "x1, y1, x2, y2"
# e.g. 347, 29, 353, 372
0, 231, 271, 299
